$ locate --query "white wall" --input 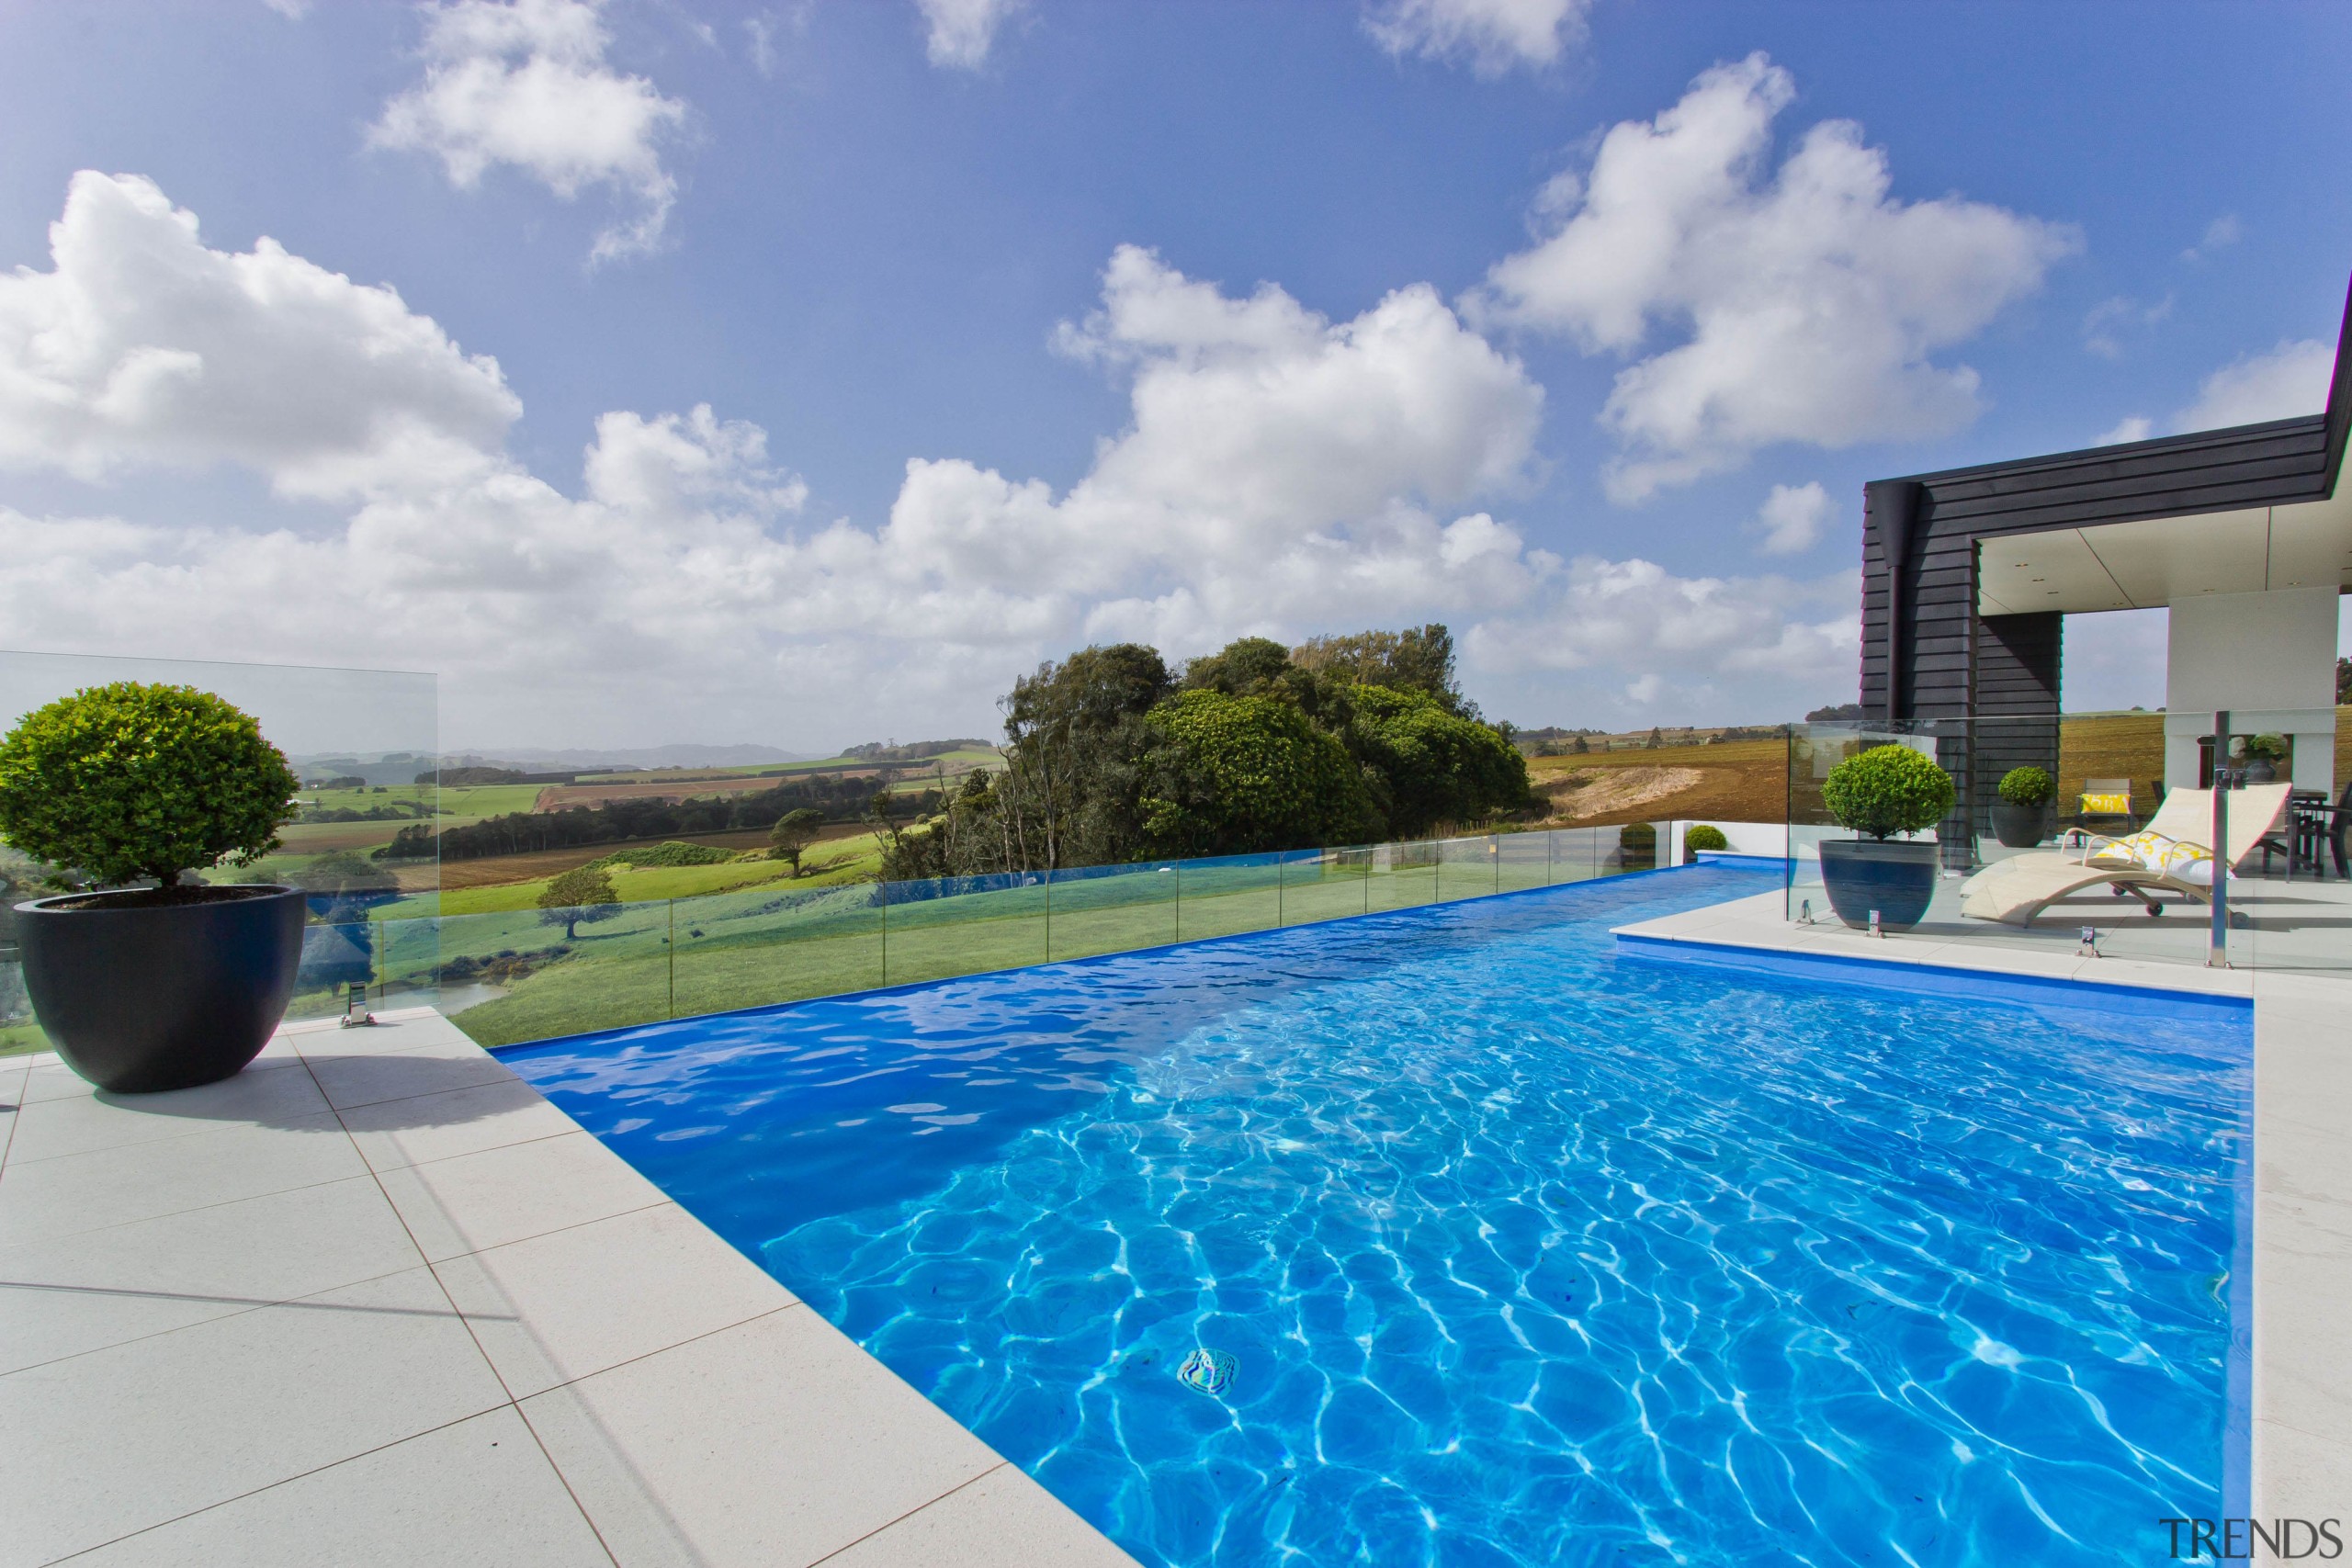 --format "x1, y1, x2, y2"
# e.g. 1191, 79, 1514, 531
1659, 820, 1789, 865
2164, 585, 2340, 794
